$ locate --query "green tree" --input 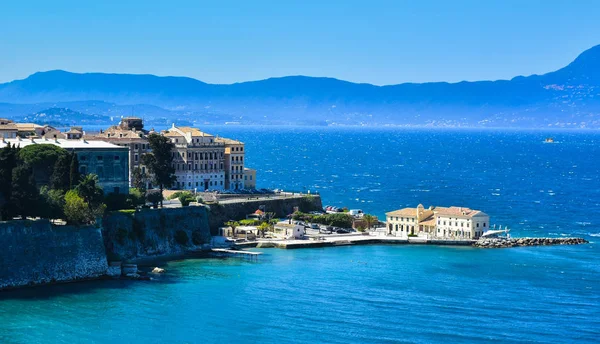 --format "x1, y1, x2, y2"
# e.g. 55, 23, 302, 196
50, 152, 71, 190
76, 174, 106, 219
258, 222, 270, 238
363, 214, 376, 230
146, 189, 163, 209
131, 167, 147, 194
224, 221, 239, 238
0, 144, 19, 220
10, 165, 40, 219
69, 152, 80, 189
18, 144, 68, 185
39, 186, 66, 219
142, 133, 176, 207
64, 190, 90, 225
